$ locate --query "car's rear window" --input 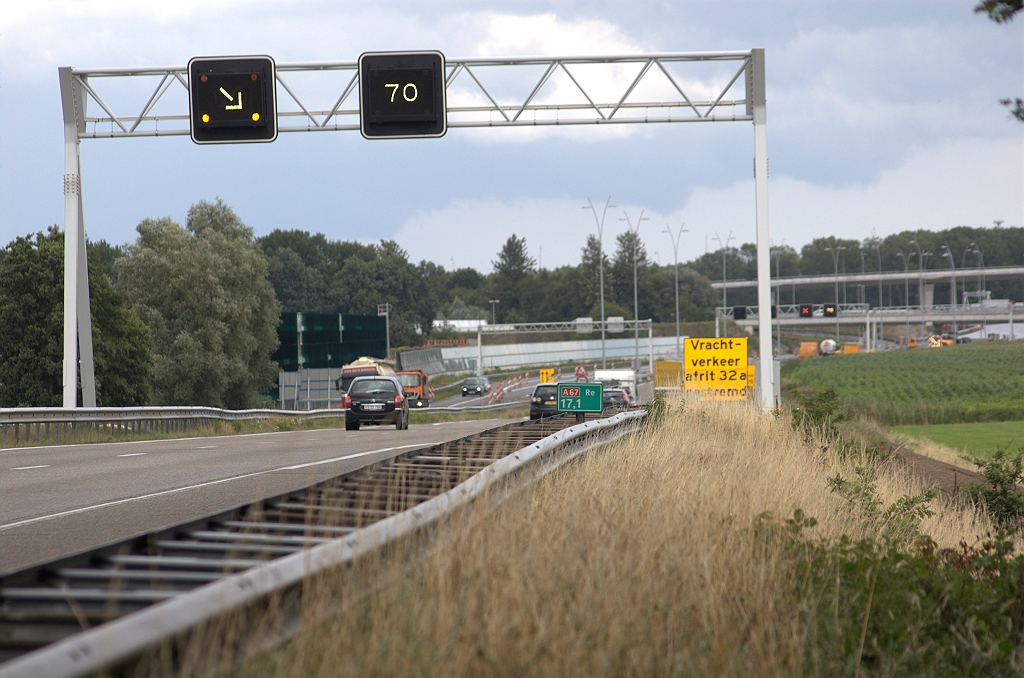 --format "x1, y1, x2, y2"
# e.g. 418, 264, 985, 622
534, 385, 557, 398
350, 379, 397, 395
